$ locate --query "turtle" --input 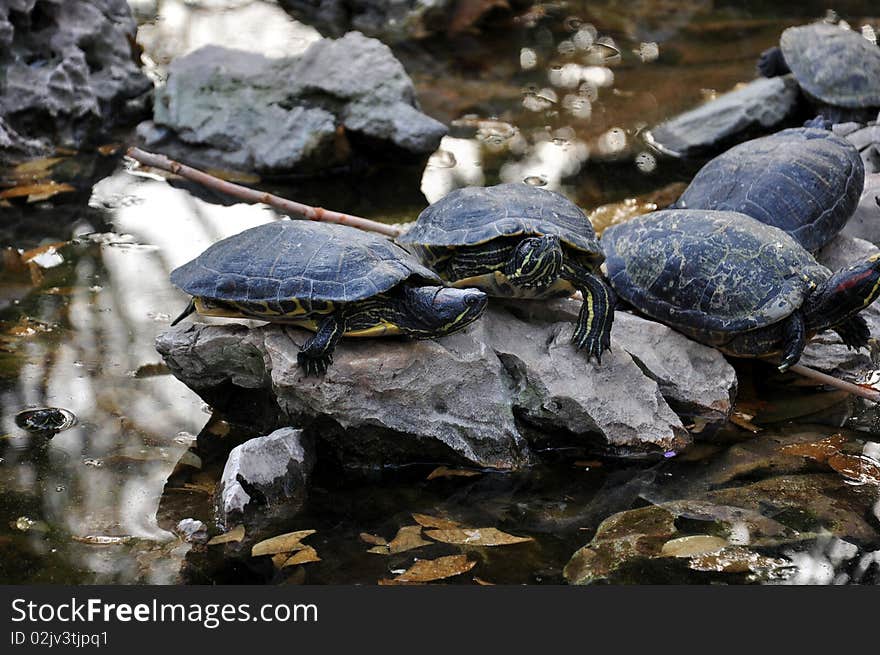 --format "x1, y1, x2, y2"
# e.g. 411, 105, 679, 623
672, 125, 865, 251
169, 220, 488, 374
601, 209, 880, 371
397, 183, 615, 362
758, 22, 880, 124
